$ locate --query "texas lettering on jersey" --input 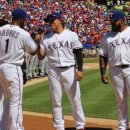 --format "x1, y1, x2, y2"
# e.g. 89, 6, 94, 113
110, 37, 130, 47
99, 27, 130, 66
48, 41, 73, 50
41, 29, 83, 67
